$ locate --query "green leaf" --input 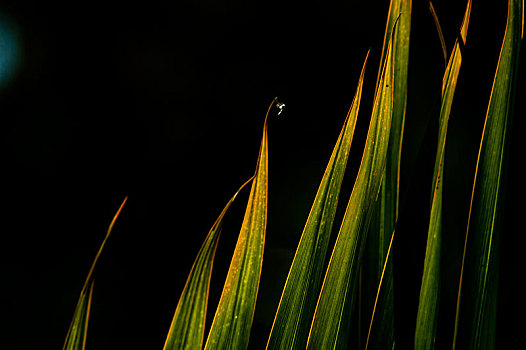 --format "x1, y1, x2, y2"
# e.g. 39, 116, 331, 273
266, 52, 369, 350
306, 28, 396, 349
63, 197, 128, 350
163, 178, 253, 350
204, 102, 270, 350
414, 2, 471, 349
63, 280, 94, 350
364, 1, 411, 349
453, 0, 523, 349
